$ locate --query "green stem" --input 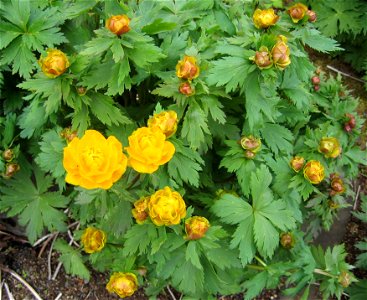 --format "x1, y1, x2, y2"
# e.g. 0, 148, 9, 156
313, 268, 338, 279
126, 173, 141, 190
247, 264, 266, 271
254, 255, 267, 267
